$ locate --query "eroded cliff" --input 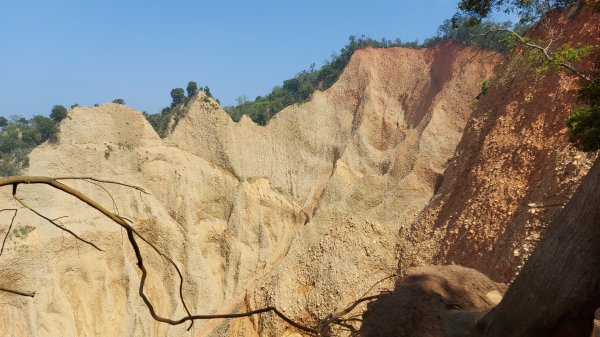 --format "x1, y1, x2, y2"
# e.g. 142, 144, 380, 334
0, 42, 498, 337
398, 6, 600, 283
